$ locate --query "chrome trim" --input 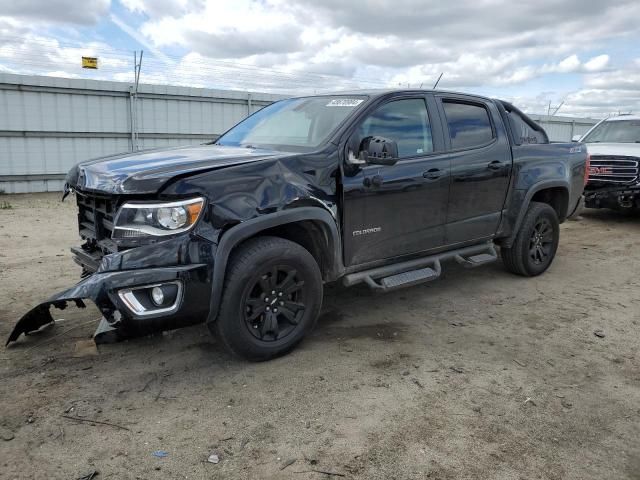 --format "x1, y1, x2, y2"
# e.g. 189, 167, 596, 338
119, 197, 205, 210
117, 281, 183, 317
588, 156, 639, 185
112, 197, 205, 237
